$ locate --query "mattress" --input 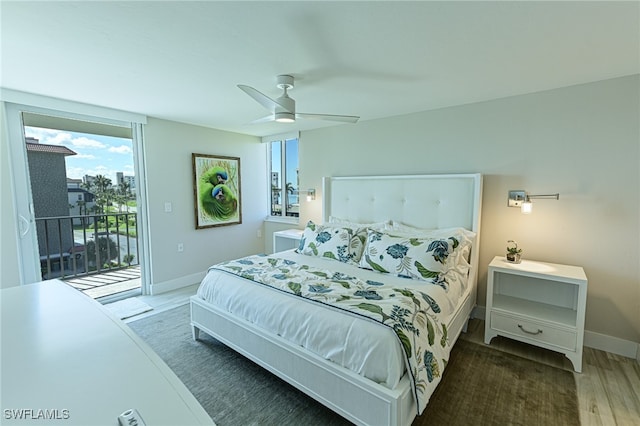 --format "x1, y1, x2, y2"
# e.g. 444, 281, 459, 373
196, 249, 467, 390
